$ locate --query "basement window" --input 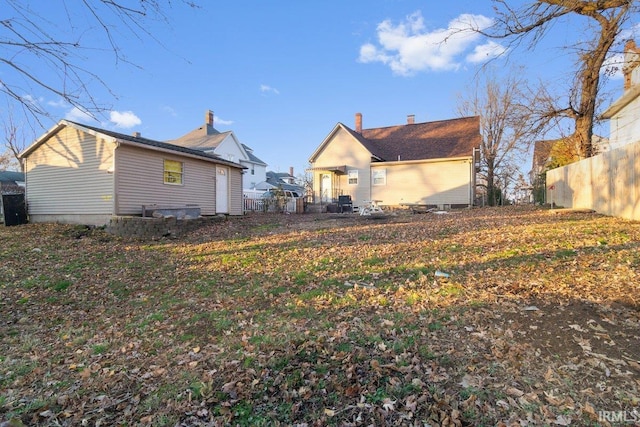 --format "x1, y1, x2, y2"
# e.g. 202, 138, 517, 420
164, 159, 183, 185
348, 170, 358, 185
